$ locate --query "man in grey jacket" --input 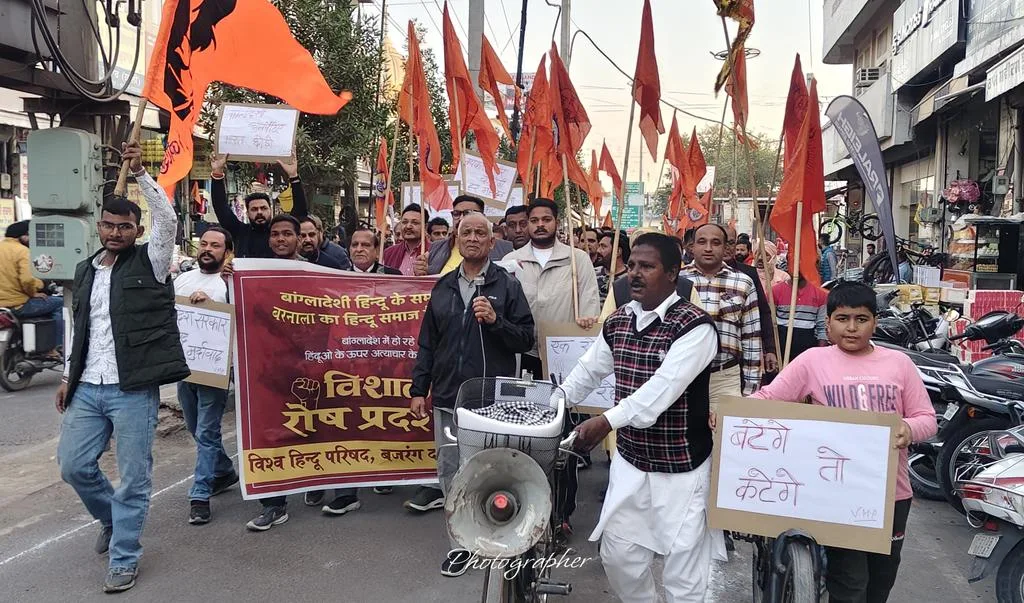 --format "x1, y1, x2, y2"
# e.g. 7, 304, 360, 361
421, 195, 512, 275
